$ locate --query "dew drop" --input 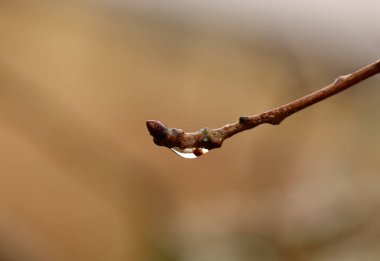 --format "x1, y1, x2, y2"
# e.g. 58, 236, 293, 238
171, 147, 209, 159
